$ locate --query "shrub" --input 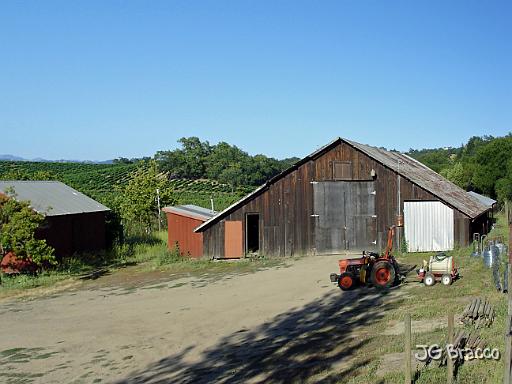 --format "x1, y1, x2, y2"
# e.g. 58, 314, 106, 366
0, 192, 56, 268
